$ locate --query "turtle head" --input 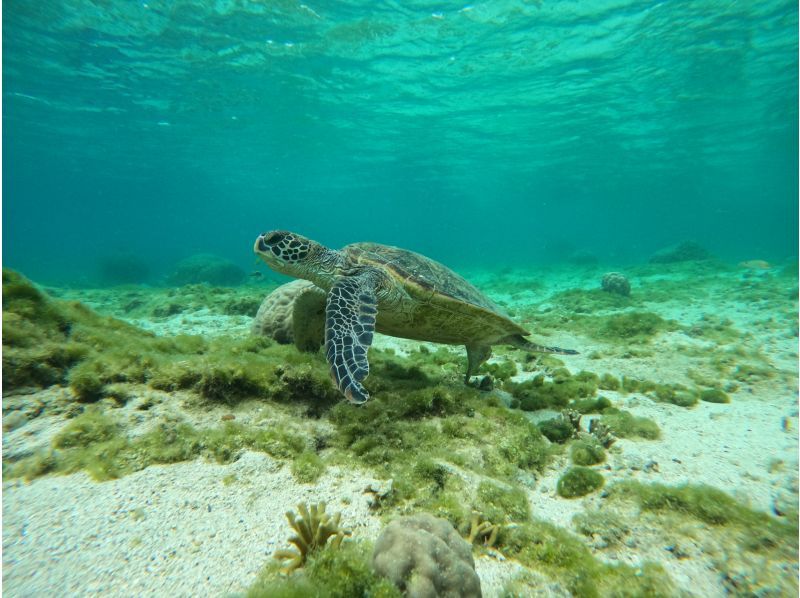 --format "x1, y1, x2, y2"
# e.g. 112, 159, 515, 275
254, 230, 331, 280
